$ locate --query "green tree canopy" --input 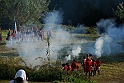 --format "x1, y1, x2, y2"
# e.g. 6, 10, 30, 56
114, 2, 124, 22
0, 0, 50, 29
